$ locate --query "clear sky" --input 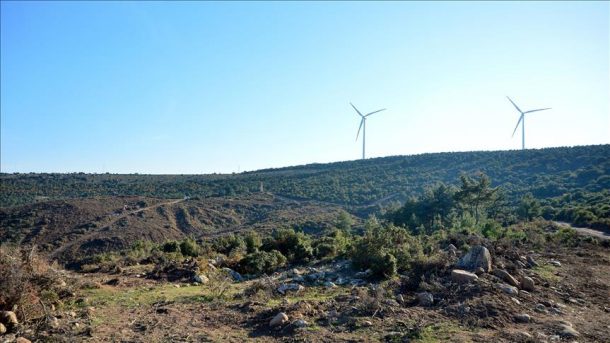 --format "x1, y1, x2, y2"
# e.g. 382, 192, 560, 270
1, 1, 608, 173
